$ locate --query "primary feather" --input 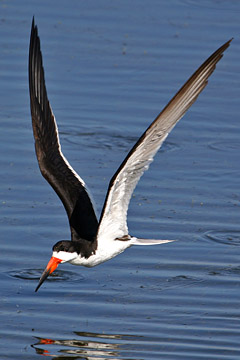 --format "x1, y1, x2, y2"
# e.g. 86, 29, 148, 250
97, 39, 232, 245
